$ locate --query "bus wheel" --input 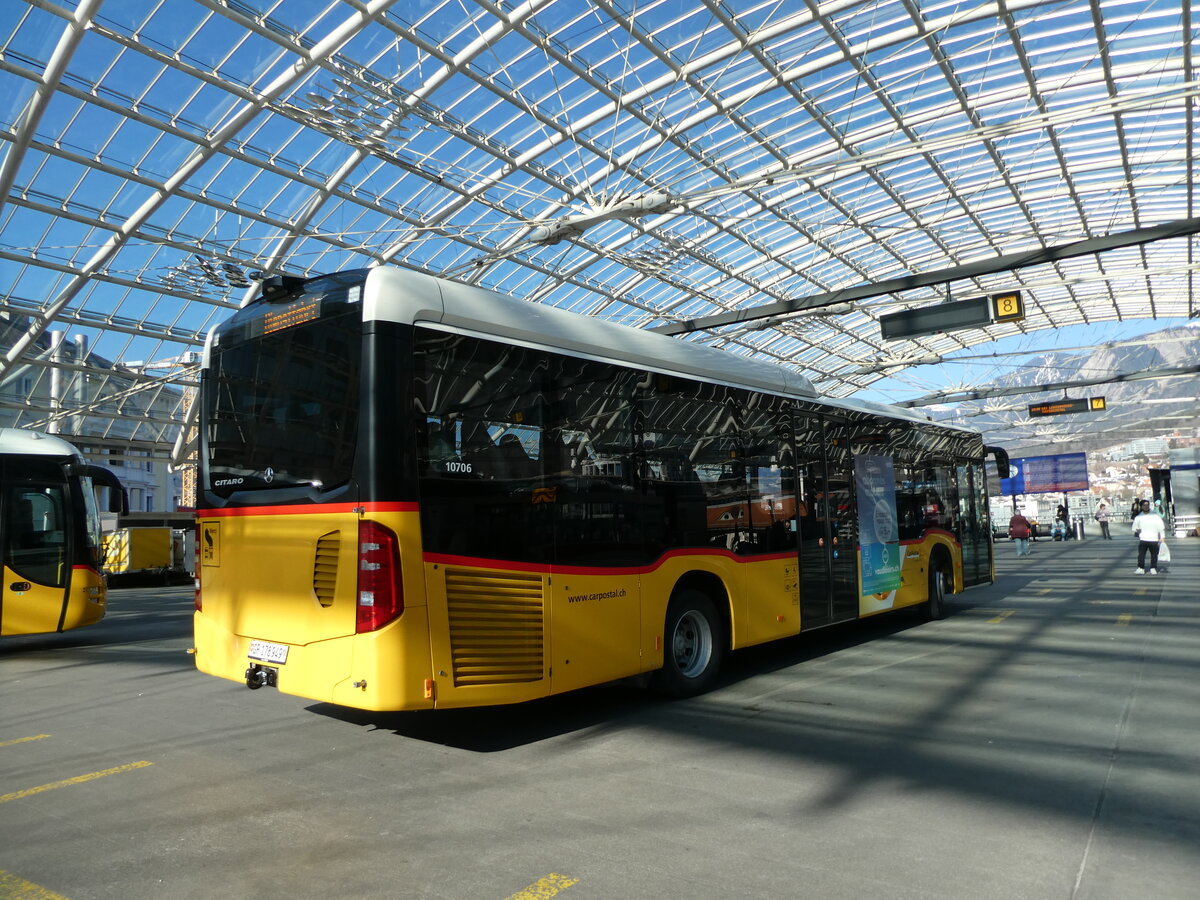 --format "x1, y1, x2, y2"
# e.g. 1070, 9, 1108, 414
651, 590, 725, 697
925, 560, 948, 621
